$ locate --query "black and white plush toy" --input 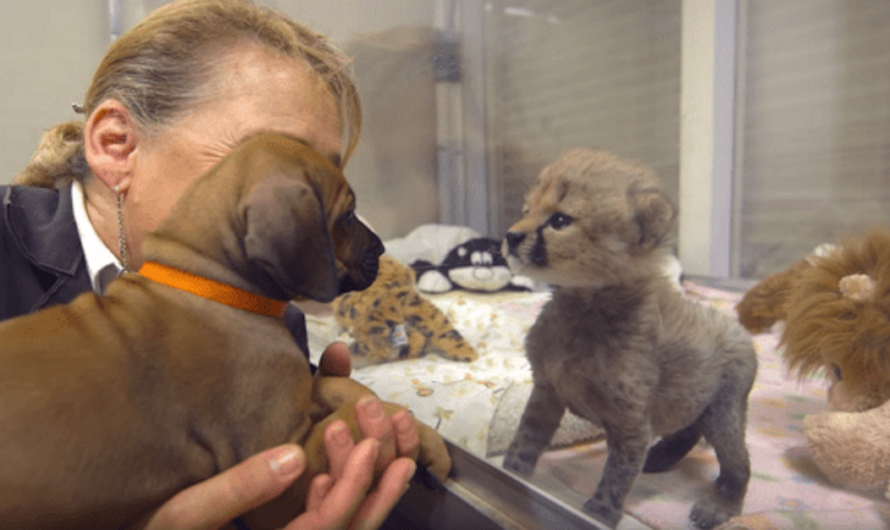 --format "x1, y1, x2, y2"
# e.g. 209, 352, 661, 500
411, 237, 534, 294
